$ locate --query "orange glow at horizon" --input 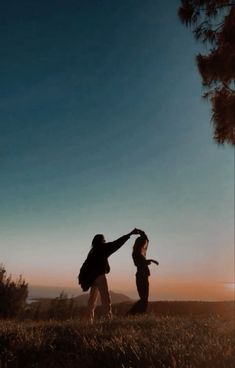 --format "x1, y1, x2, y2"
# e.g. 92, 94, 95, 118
25, 274, 235, 301
225, 283, 235, 291
109, 278, 235, 301
29, 281, 235, 301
